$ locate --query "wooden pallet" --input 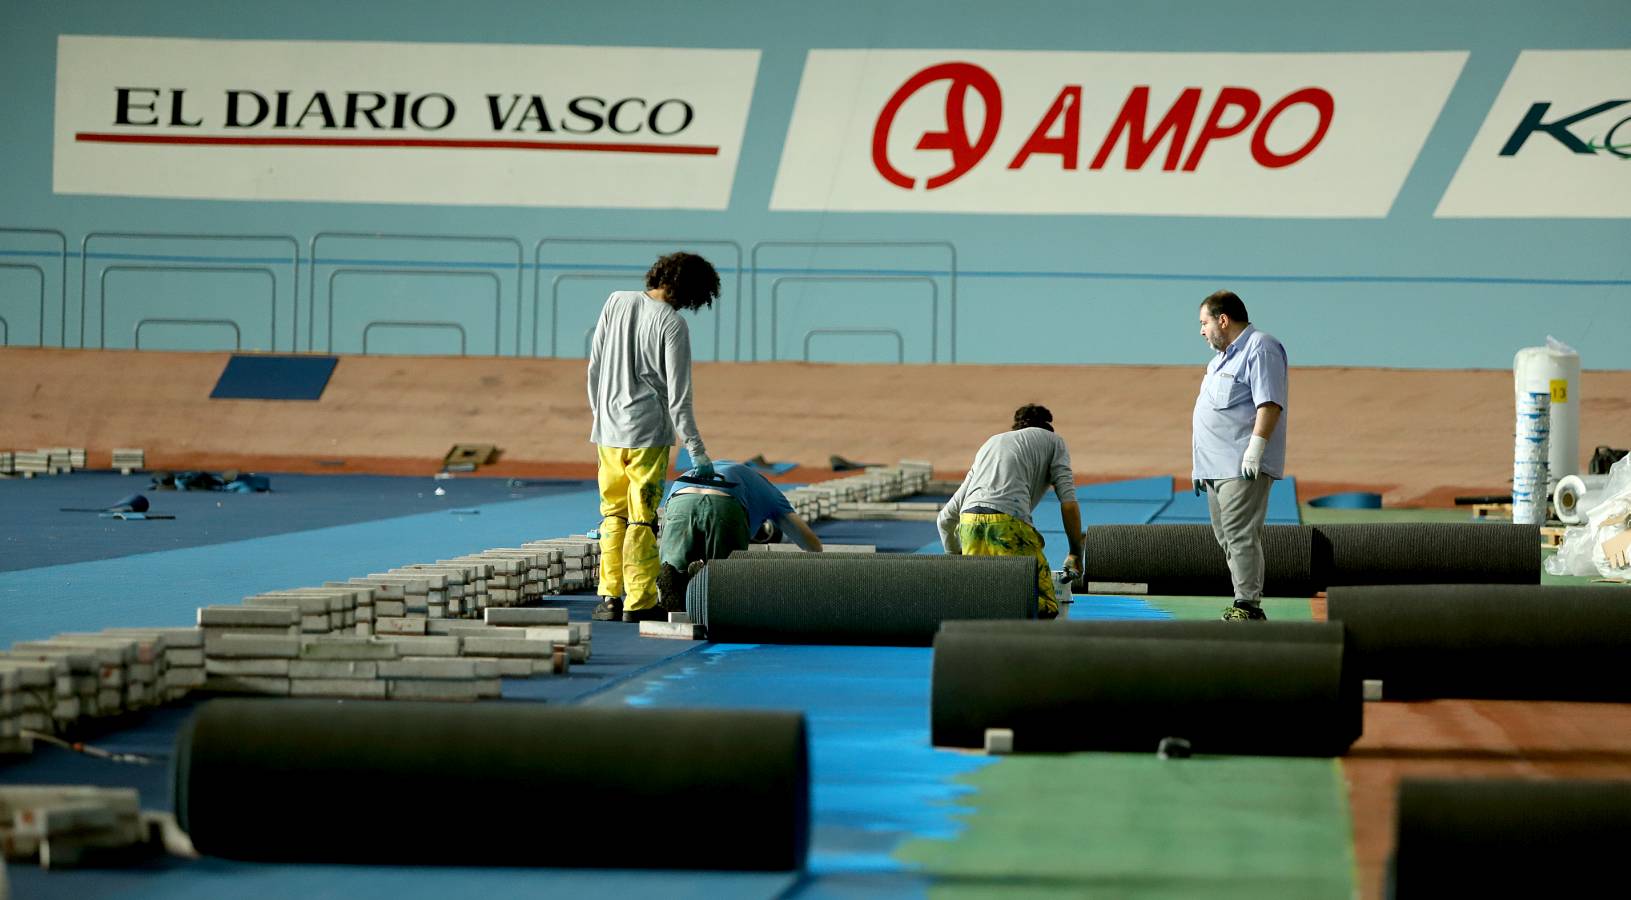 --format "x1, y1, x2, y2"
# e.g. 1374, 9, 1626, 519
1539, 526, 1566, 548
1469, 503, 1513, 520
